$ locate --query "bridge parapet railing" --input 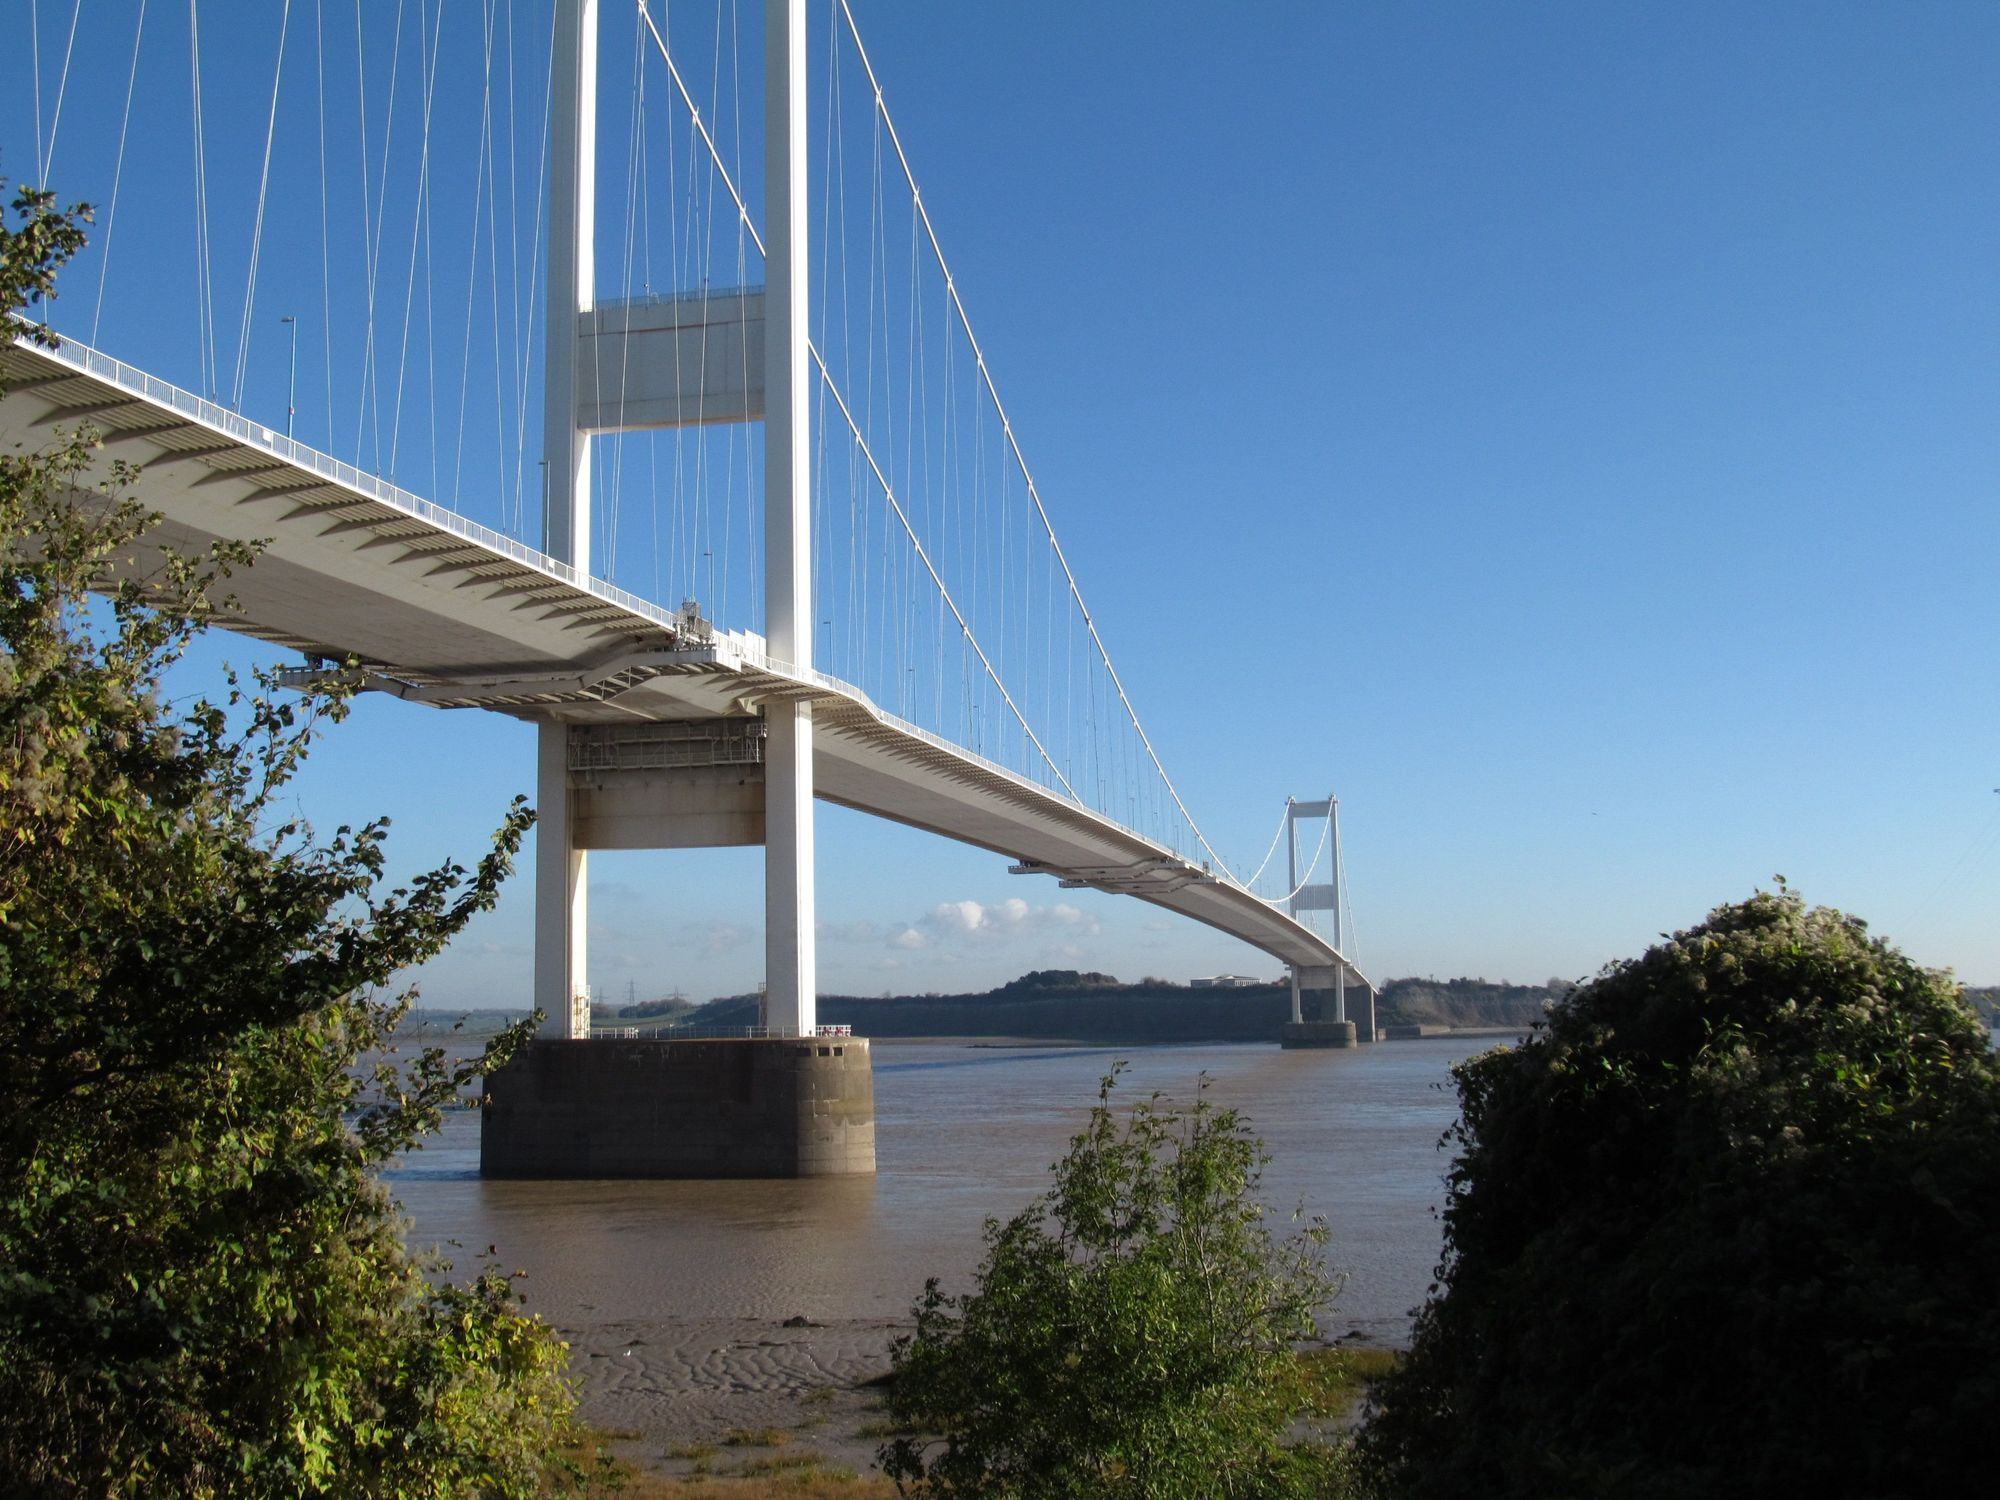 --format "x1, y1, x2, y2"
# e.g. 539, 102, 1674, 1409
759, 655, 1256, 897
764, 651, 1104, 817
788, 656, 1268, 901
14, 322, 688, 639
